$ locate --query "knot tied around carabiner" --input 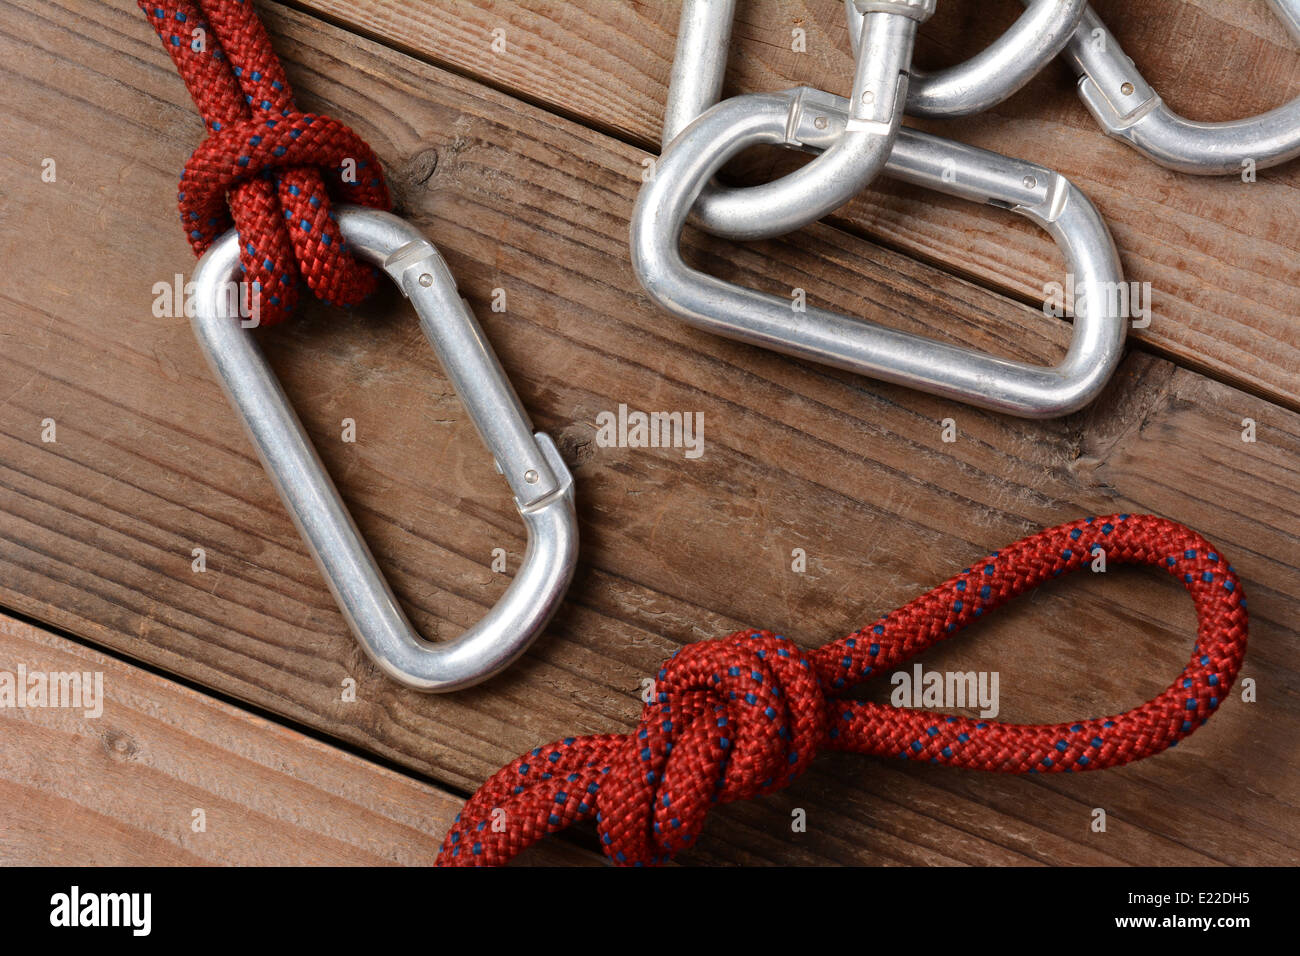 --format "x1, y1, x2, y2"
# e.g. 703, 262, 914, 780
438, 514, 1247, 866
142, 1, 391, 325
